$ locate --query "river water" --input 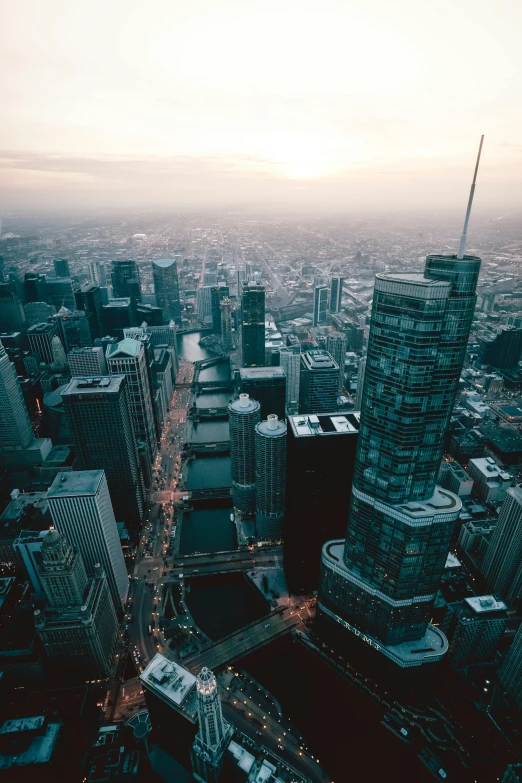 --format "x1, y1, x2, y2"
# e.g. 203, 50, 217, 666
185, 573, 269, 640
179, 506, 237, 555
188, 421, 230, 444
186, 456, 232, 489
177, 331, 211, 362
